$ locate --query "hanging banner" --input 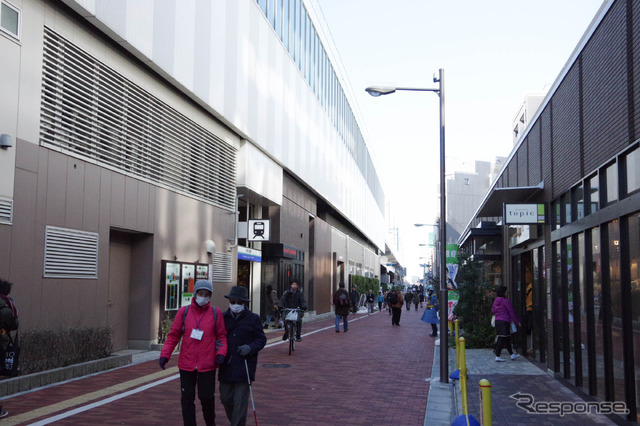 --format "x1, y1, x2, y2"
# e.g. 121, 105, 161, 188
446, 243, 459, 289
448, 290, 459, 321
